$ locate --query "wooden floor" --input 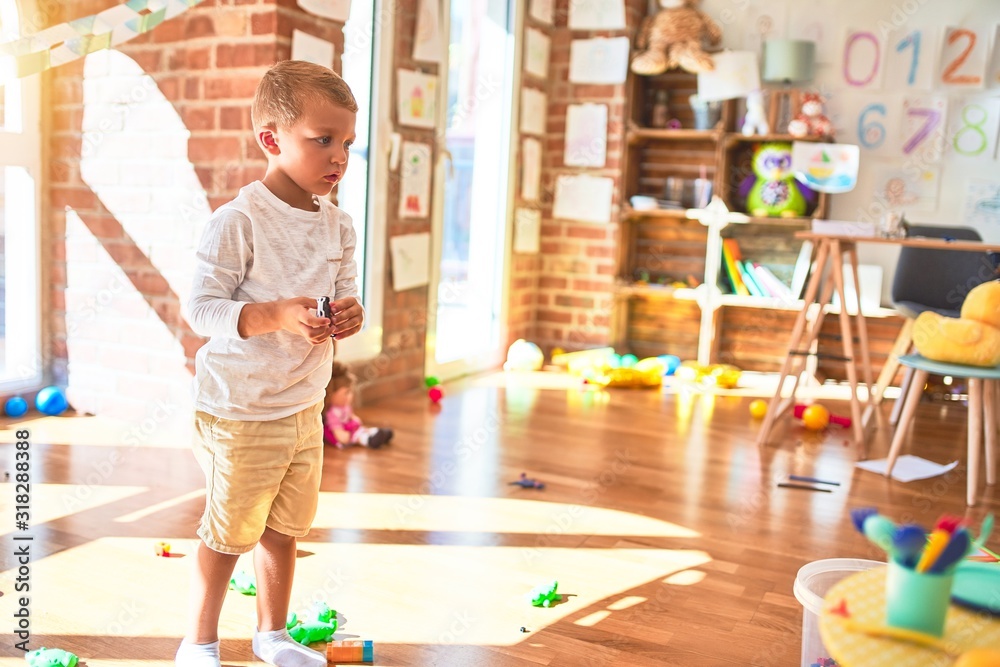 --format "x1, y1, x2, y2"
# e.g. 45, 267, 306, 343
0, 371, 996, 666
